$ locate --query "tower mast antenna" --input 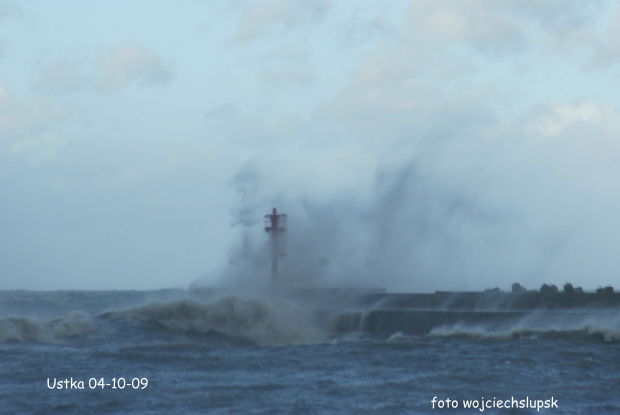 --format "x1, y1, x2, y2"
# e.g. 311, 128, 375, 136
264, 207, 287, 283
